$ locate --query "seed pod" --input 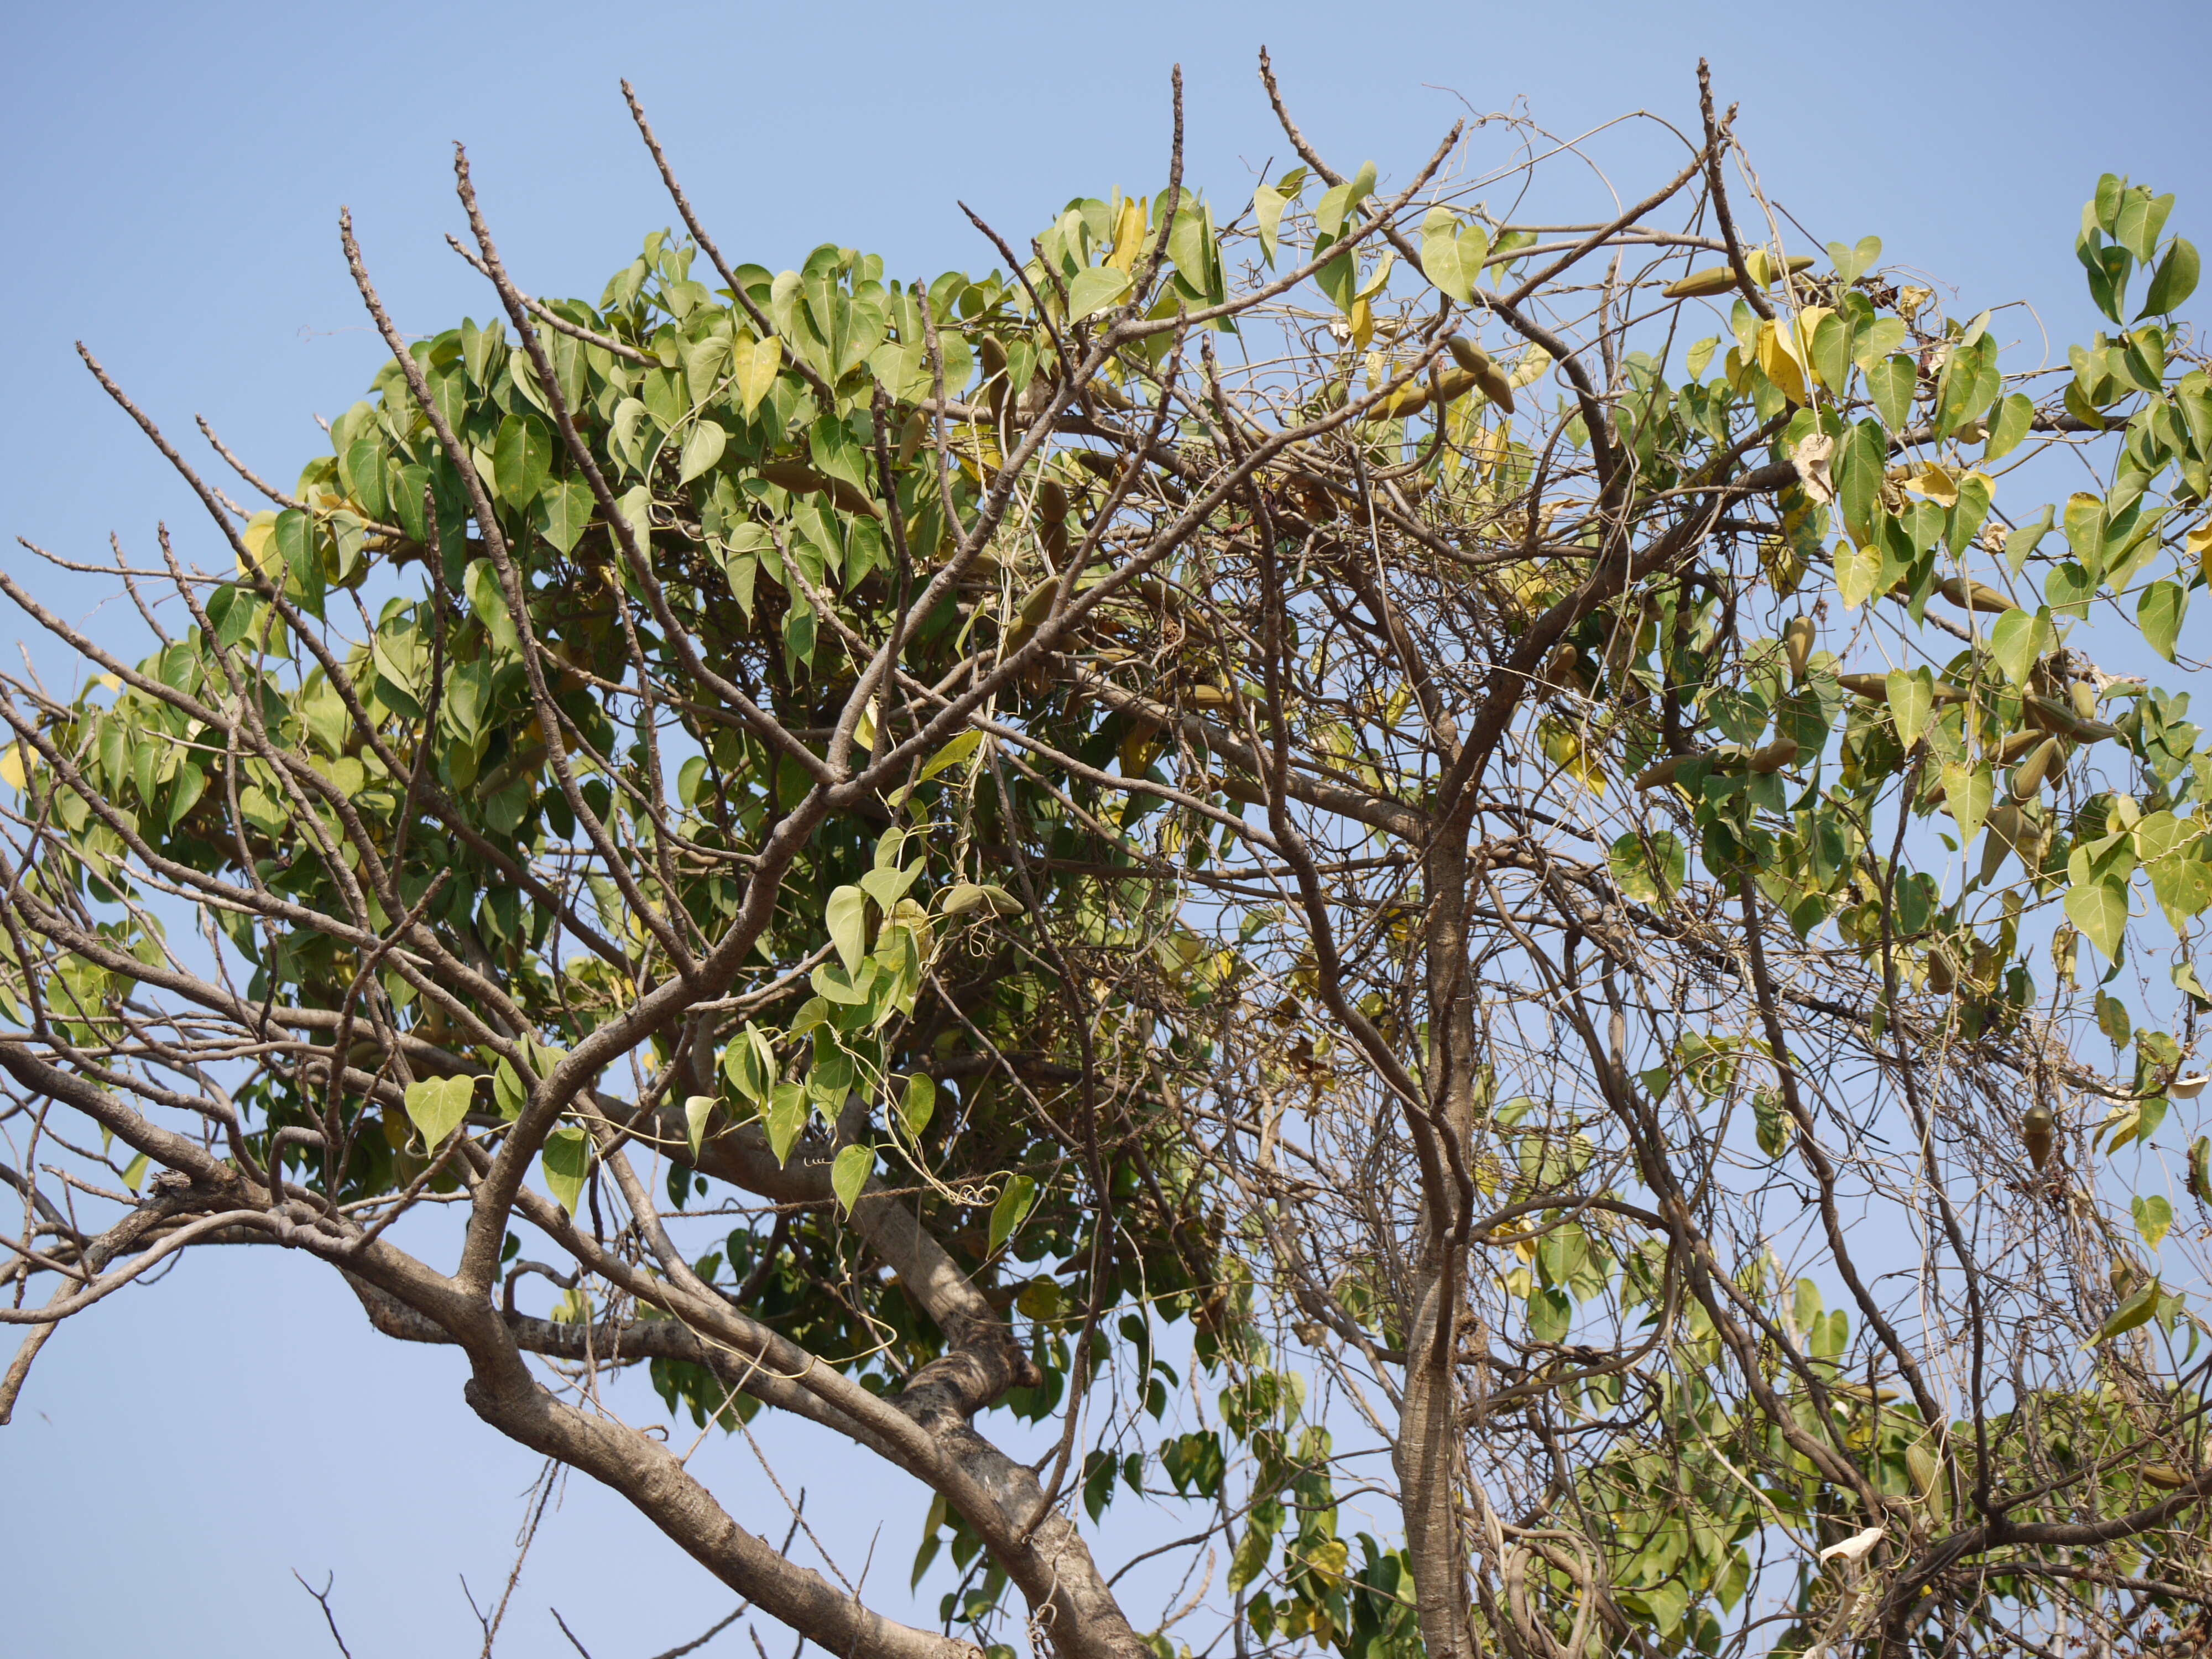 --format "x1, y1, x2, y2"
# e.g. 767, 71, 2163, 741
897, 410, 926, 467
979, 336, 1010, 420
2070, 681, 2100, 723
1926, 948, 1956, 995
2022, 1102, 2056, 1171
1662, 265, 1741, 299
2171, 1073, 2209, 1101
1186, 682, 1235, 710
1994, 728, 2047, 764
2011, 736, 2060, 800
1935, 575, 2017, 614
1446, 336, 1516, 413
1838, 672, 1969, 705
2142, 1463, 2195, 1490
1906, 1441, 1941, 1499
1783, 617, 1815, 682
1748, 736, 1799, 774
